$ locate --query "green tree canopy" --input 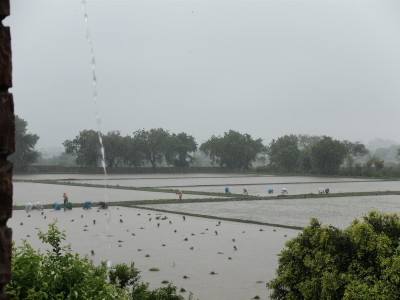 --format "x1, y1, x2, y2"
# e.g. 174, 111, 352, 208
342, 140, 369, 175
102, 130, 125, 168
63, 129, 101, 167
365, 154, 385, 171
200, 130, 265, 170
267, 211, 400, 300
10, 115, 40, 172
133, 128, 170, 168
297, 134, 322, 150
297, 135, 322, 172
310, 136, 347, 175
342, 140, 368, 157
121, 135, 145, 167
165, 132, 197, 167
267, 134, 300, 172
